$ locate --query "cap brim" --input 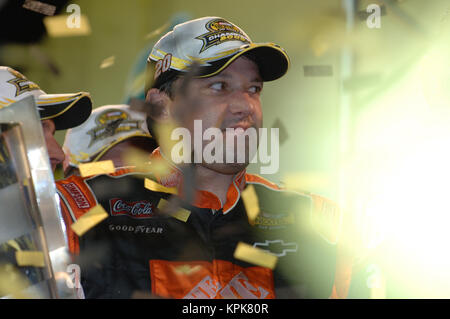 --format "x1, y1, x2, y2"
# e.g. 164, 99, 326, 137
38, 92, 93, 130
197, 43, 290, 82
